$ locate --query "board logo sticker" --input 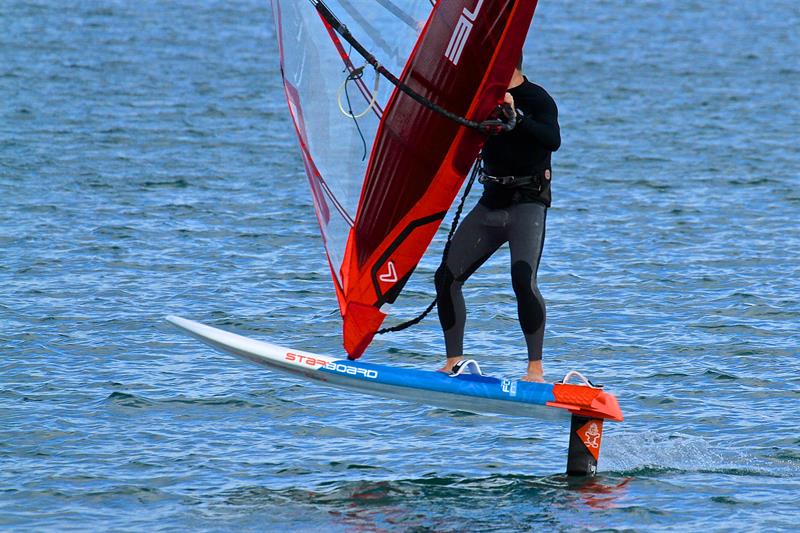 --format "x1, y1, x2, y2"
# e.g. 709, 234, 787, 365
325, 362, 379, 380
576, 419, 604, 461
501, 379, 518, 397
285, 352, 327, 367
